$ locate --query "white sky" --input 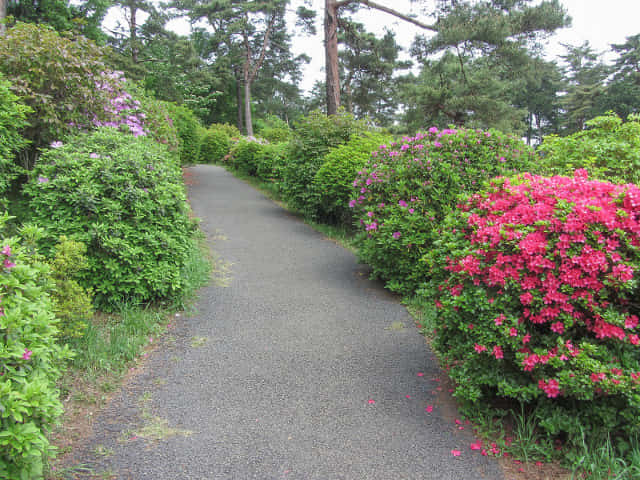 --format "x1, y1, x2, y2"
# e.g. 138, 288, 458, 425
106, 0, 640, 94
